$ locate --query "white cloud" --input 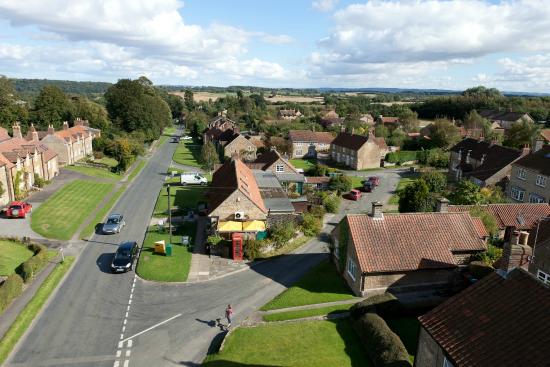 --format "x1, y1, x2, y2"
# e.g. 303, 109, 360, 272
261, 34, 294, 45
312, 0, 339, 12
